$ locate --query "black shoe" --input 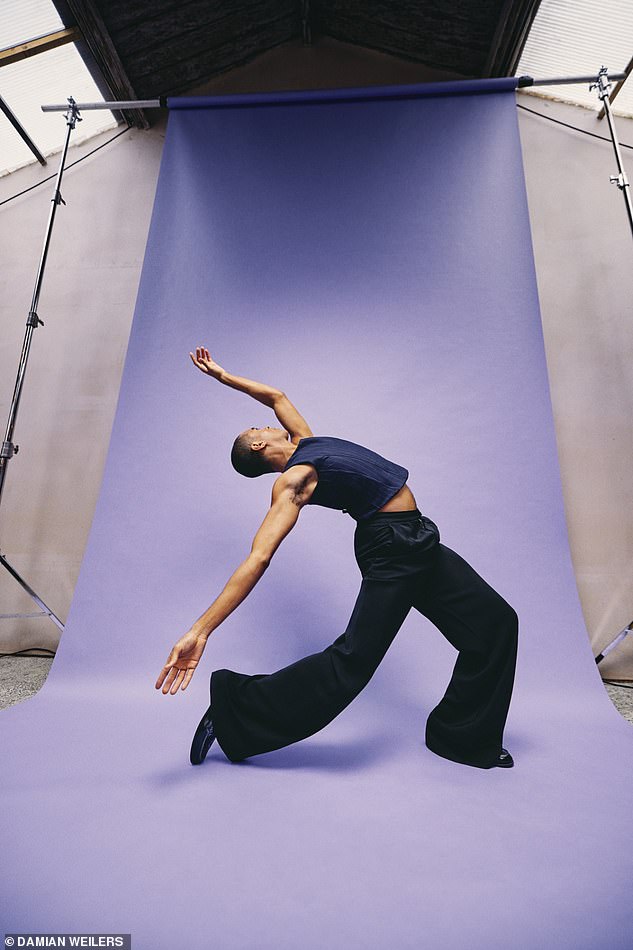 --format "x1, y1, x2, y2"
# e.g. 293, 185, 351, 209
493, 748, 514, 768
190, 703, 216, 765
